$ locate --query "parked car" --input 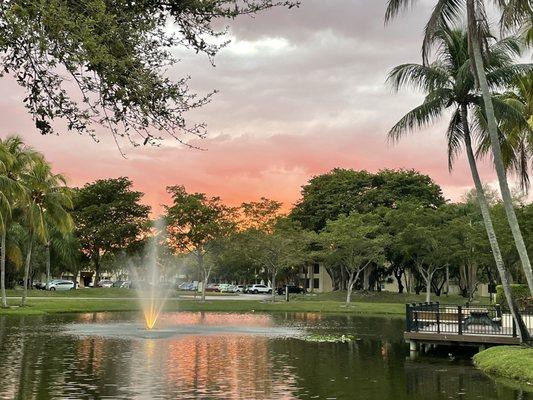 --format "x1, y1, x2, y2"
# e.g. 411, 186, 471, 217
113, 280, 130, 288
48, 279, 75, 291
97, 280, 114, 288
33, 281, 46, 290
219, 284, 234, 293
277, 285, 305, 295
248, 284, 272, 294
205, 283, 220, 292
233, 285, 245, 293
